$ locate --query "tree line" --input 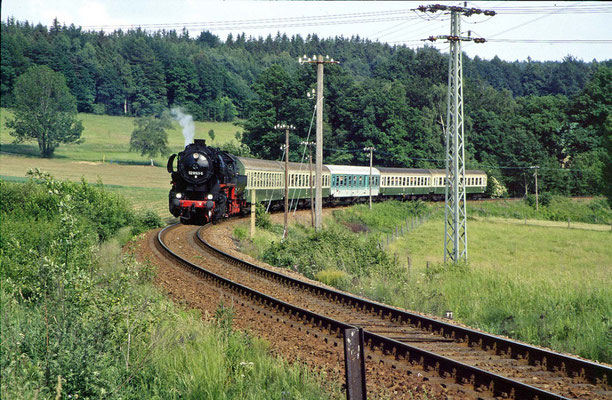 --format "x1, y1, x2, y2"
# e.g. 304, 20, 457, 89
1, 18, 610, 198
